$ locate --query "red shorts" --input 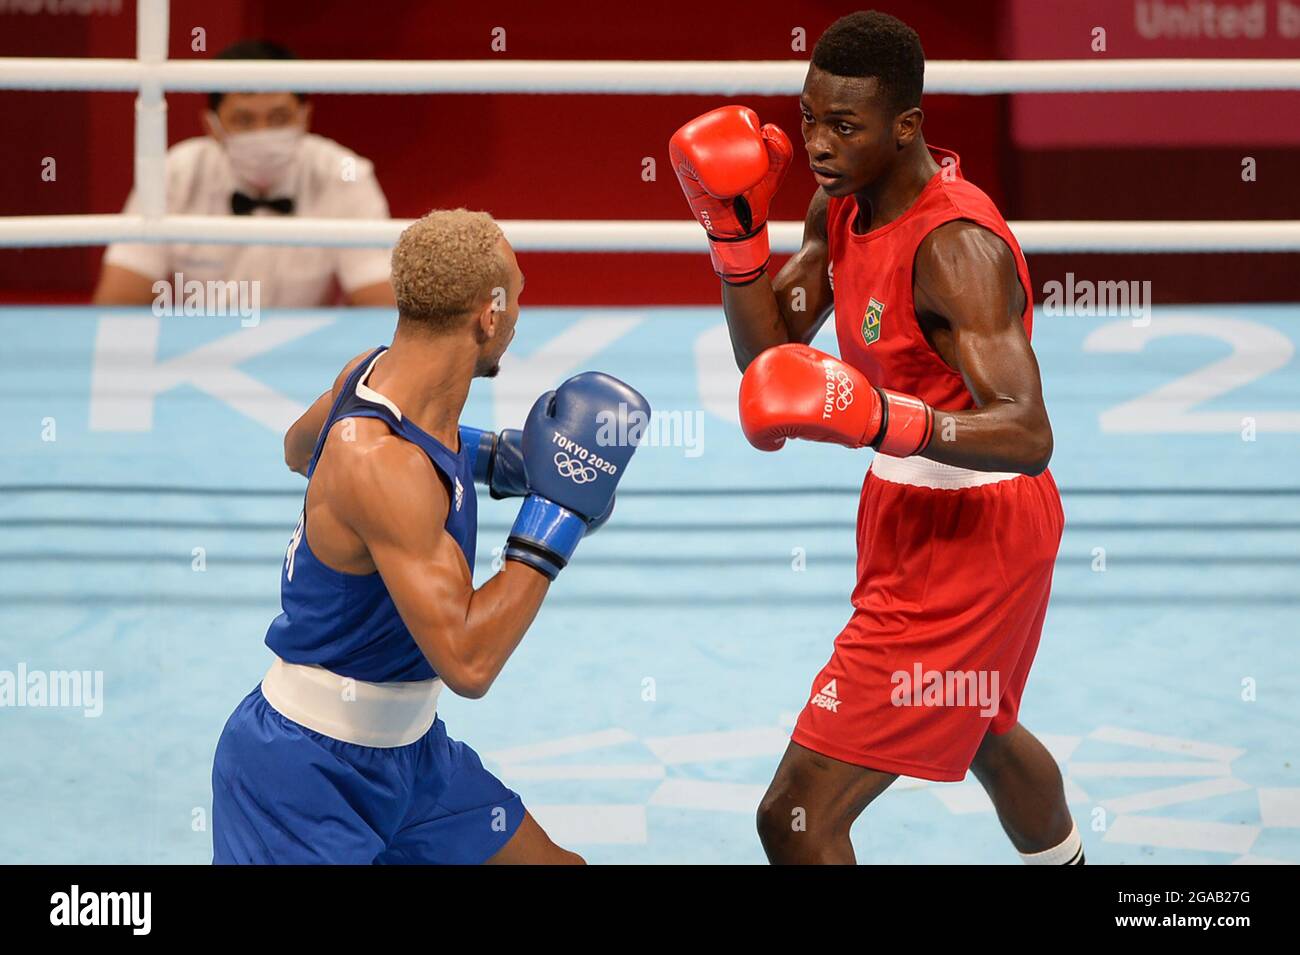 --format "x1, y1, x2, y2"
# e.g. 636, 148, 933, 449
792, 453, 1065, 782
